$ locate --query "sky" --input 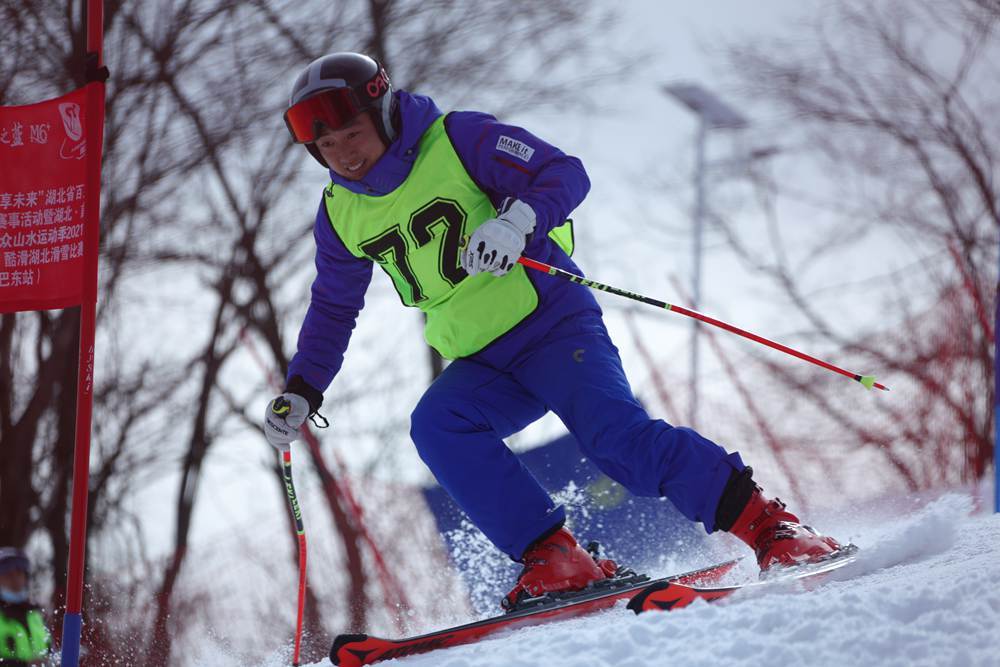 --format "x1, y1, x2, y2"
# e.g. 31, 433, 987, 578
464, 0, 891, 469
107, 6, 971, 663
86, 3, 1000, 664
130, 0, 899, 562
